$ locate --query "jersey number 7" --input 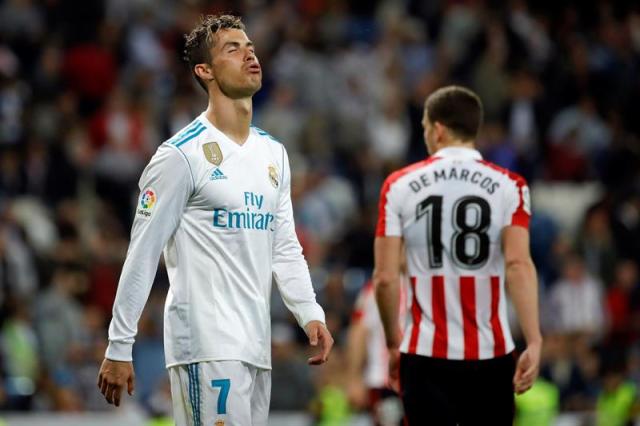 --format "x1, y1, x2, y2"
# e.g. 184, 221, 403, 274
416, 195, 491, 269
211, 379, 230, 414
